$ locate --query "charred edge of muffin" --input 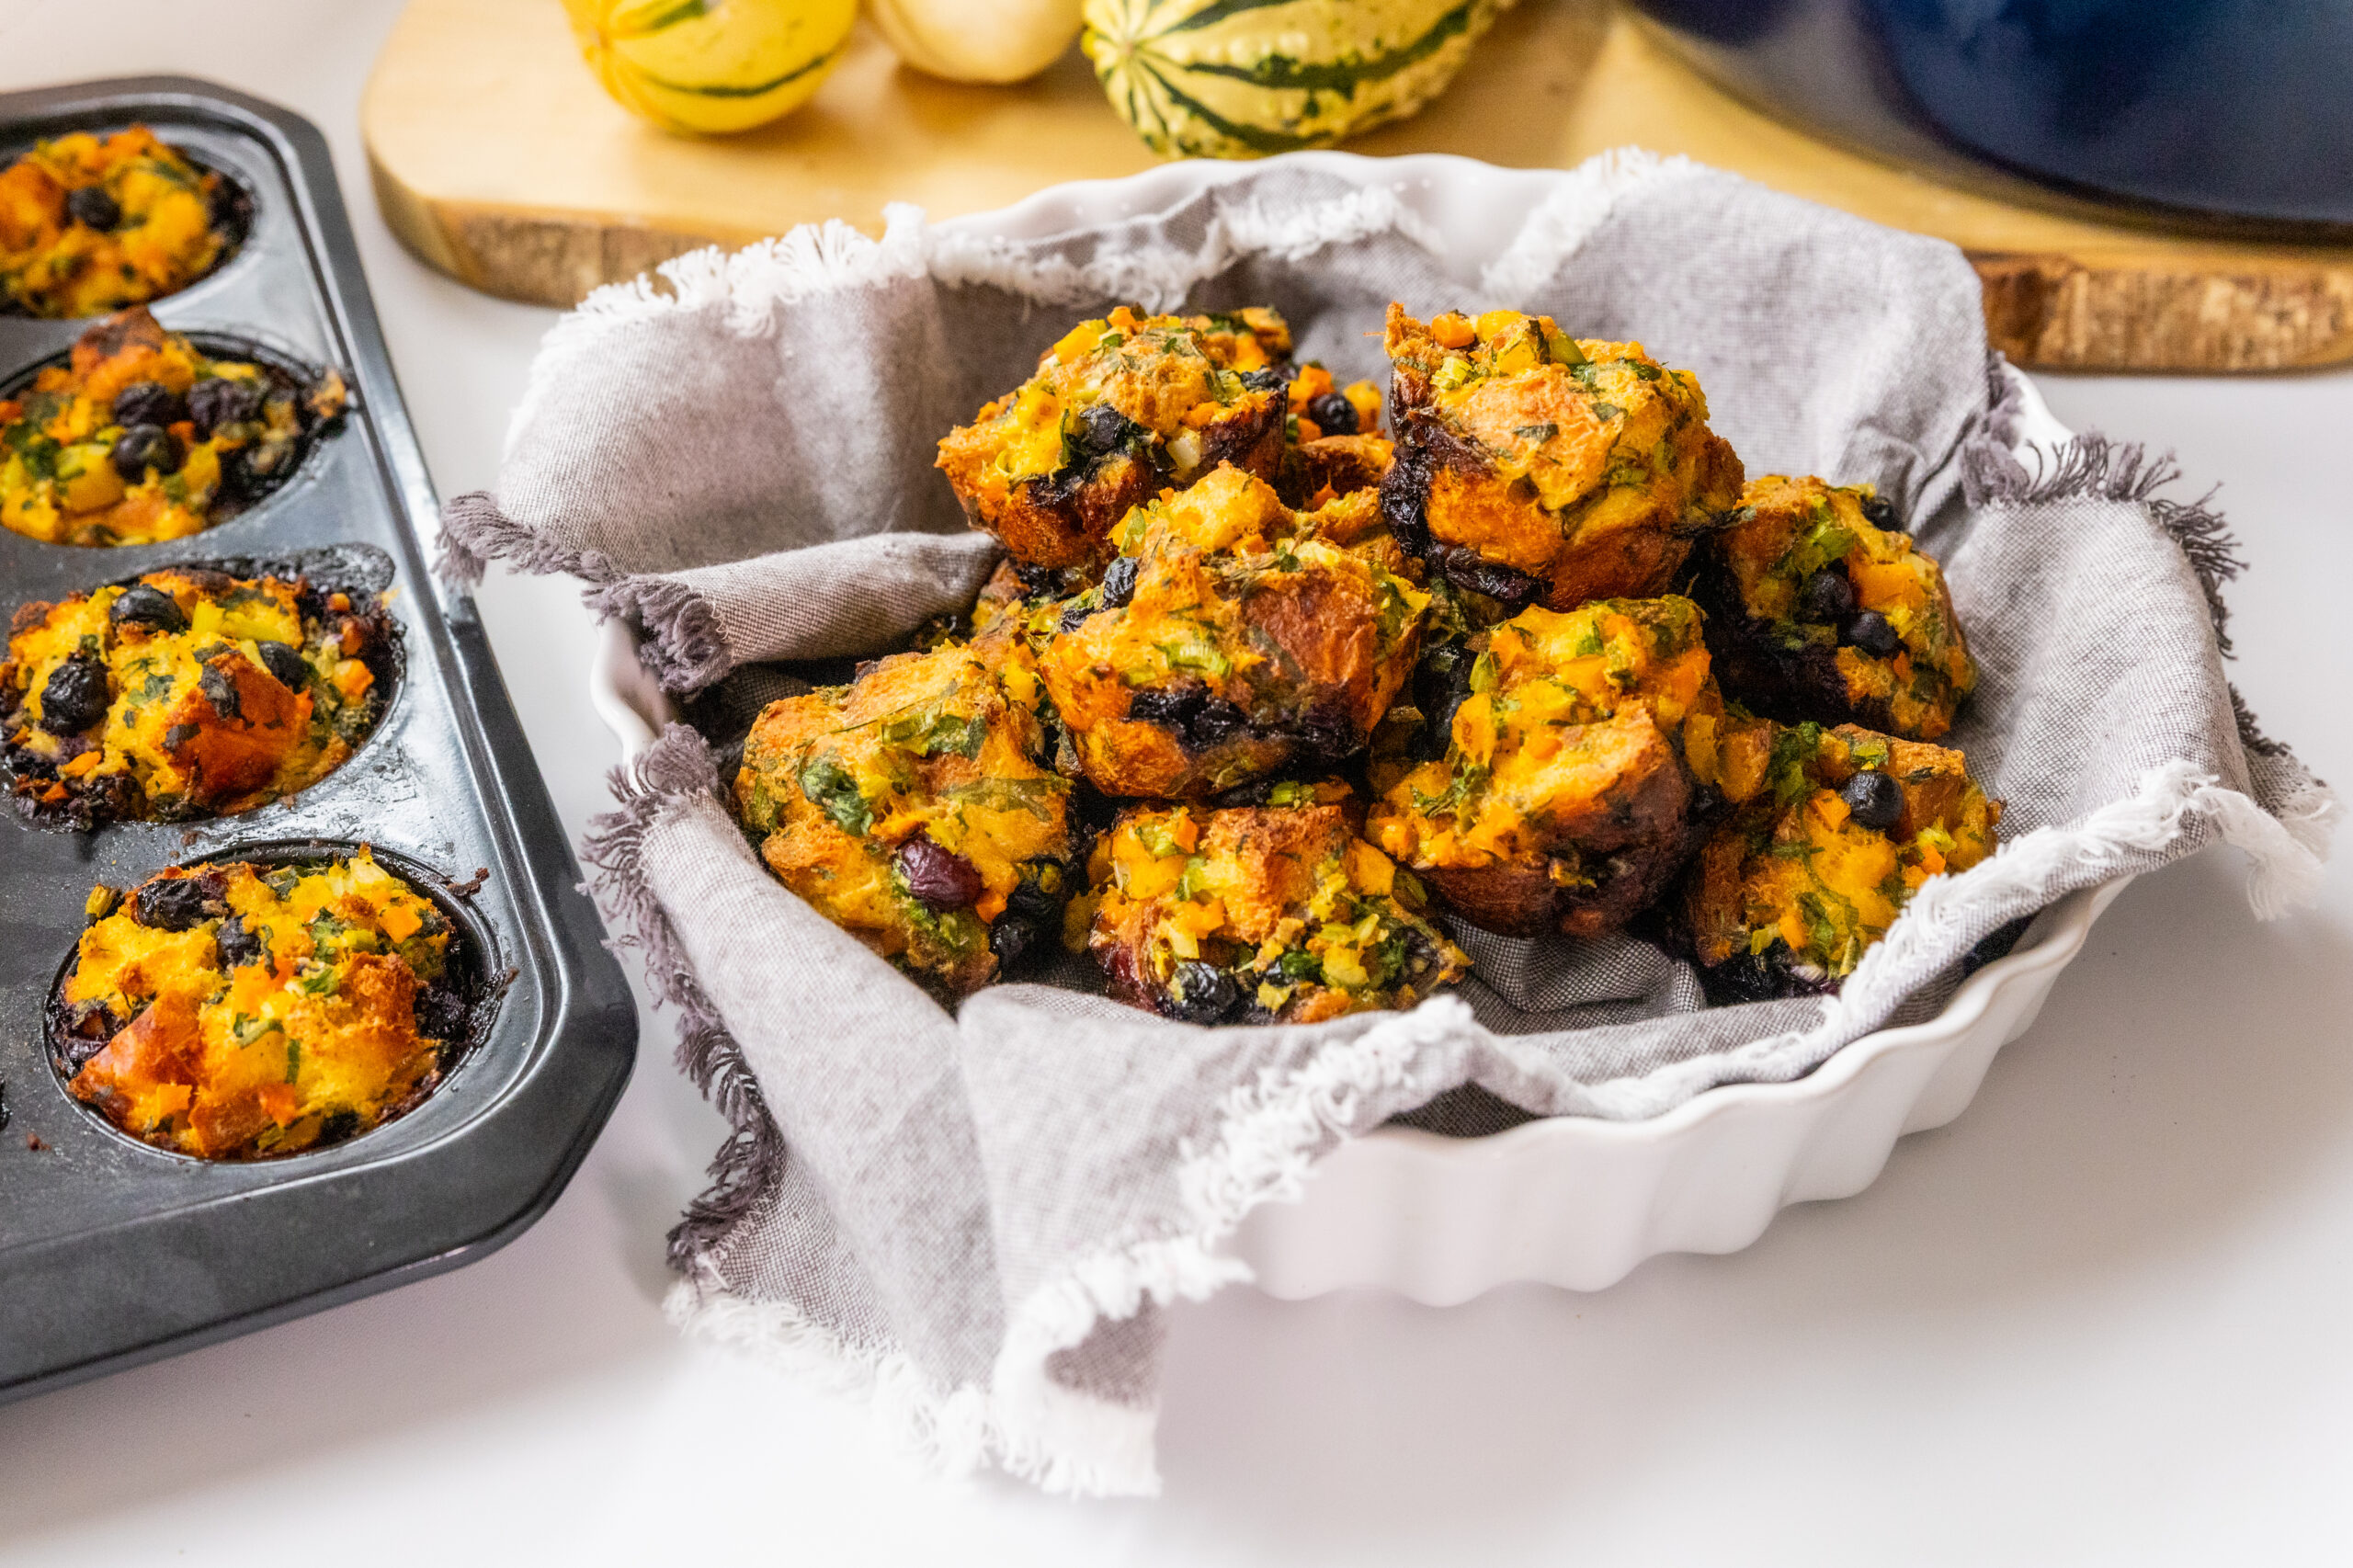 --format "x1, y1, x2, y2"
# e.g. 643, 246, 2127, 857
1375, 430, 1547, 611
43, 852, 486, 1156
1684, 554, 1900, 735
1070, 682, 1368, 782
0, 151, 253, 319
1678, 854, 1994, 1006
3, 557, 403, 830
1112, 920, 1467, 1028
